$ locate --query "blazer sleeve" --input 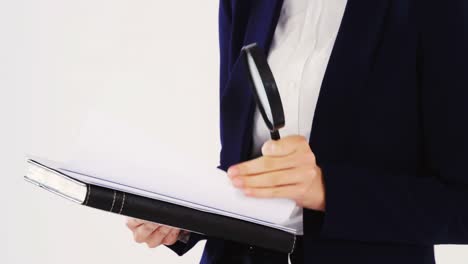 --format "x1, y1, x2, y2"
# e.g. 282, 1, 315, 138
166, 0, 233, 256
218, 0, 233, 98
309, 1, 468, 245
